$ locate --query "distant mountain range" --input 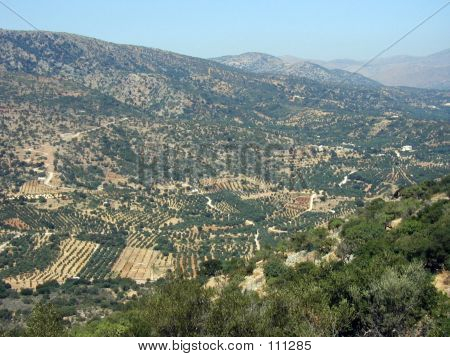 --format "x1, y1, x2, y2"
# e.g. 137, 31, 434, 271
212, 49, 450, 90
212, 52, 380, 87
310, 49, 450, 90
